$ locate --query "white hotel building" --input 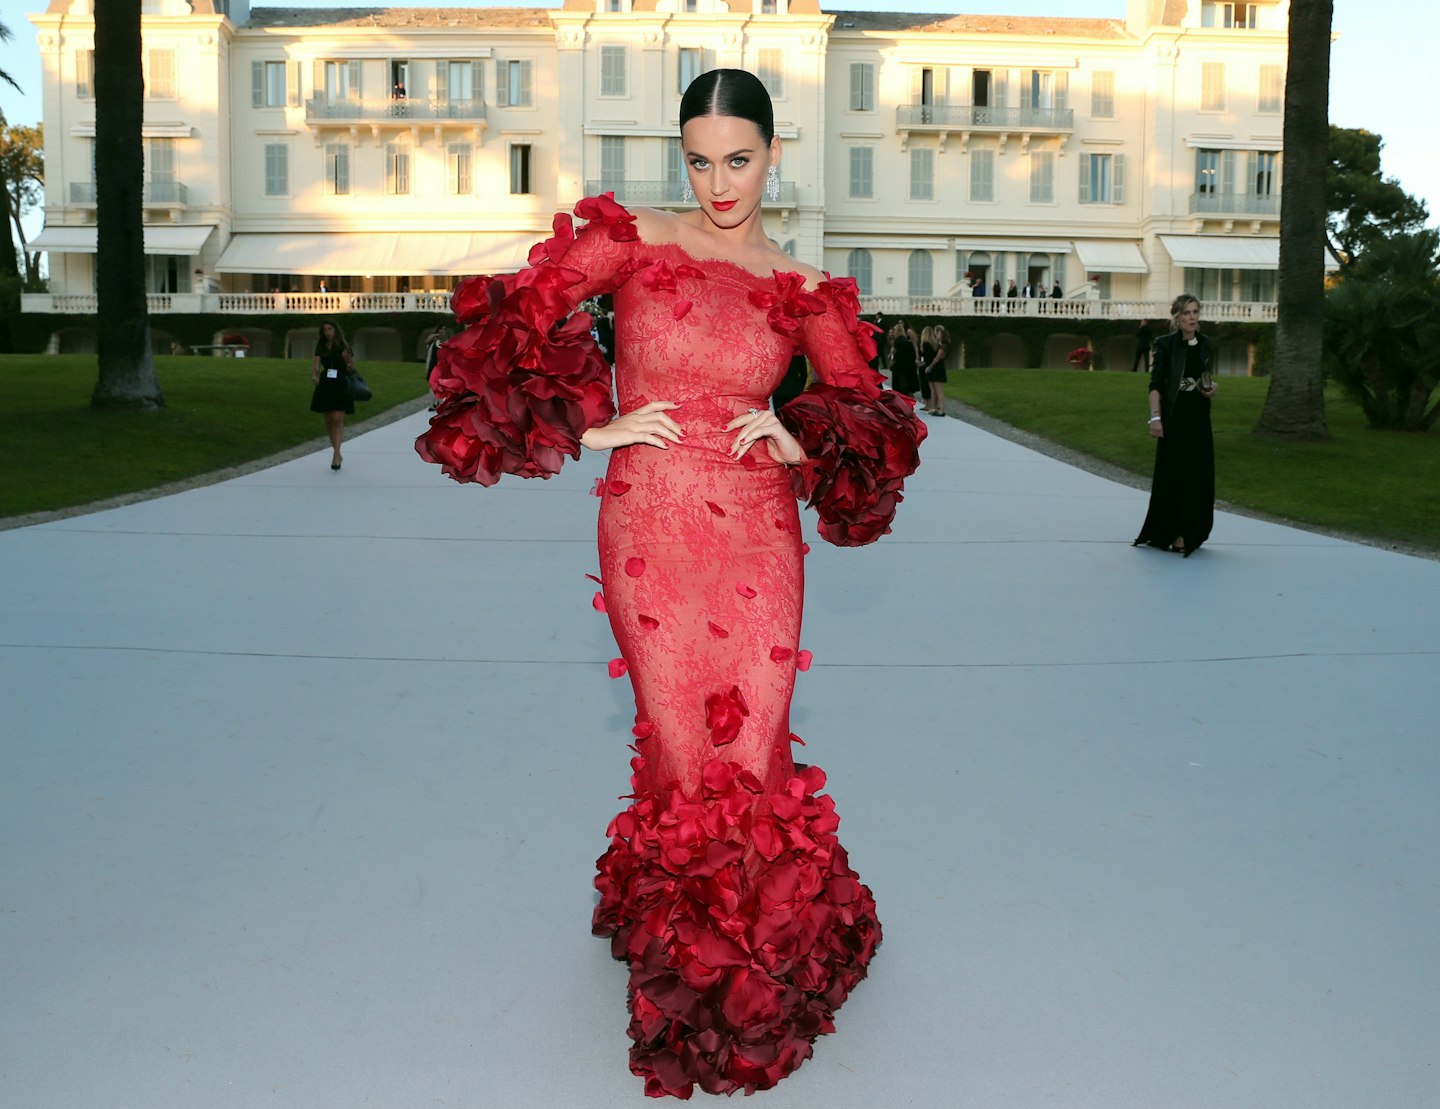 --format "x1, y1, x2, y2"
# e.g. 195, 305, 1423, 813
26, 0, 1294, 360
